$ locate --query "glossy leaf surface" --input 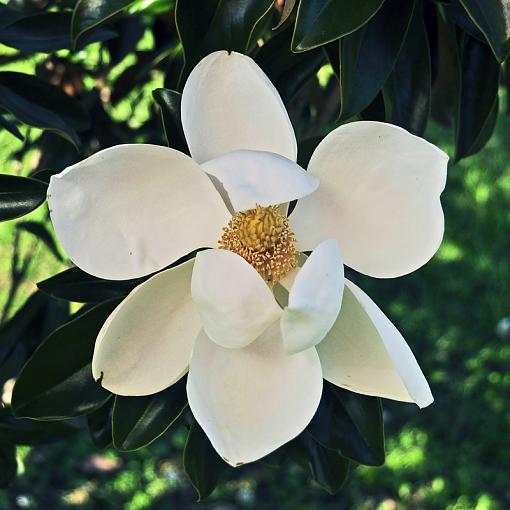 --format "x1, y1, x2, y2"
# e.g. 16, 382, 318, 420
455, 33, 500, 161
183, 418, 229, 500
307, 383, 385, 466
38, 267, 143, 303
0, 408, 78, 445
0, 12, 116, 53
113, 378, 187, 451
152, 88, 189, 153
292, 0, 385, 51
87, 400, 113, 450
330, 0, 415, 119
383, 4, 431, 135
459, 0, 510, 62
72, 0, 136, 49
0, 175, 47, 222
0, 72, 89, 146
11, 301, 118, 420
175, 0, 274, 82
286, 432, 350, 495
